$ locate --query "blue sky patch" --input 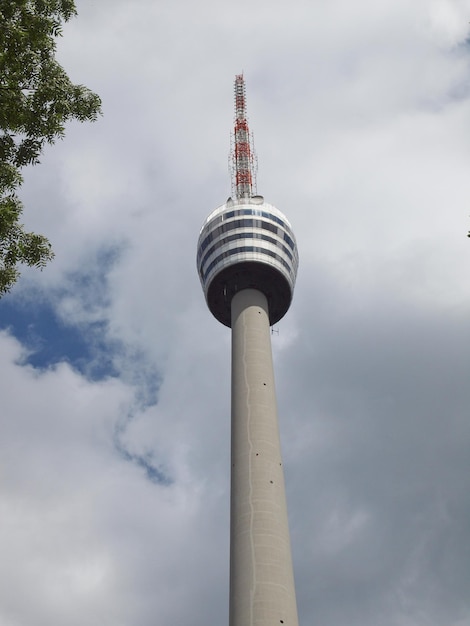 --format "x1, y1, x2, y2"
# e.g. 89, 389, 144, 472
0, 295, 118, 380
